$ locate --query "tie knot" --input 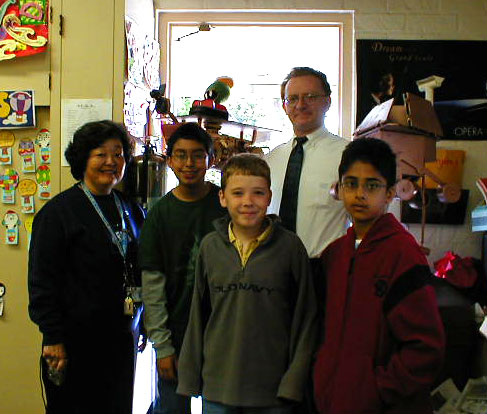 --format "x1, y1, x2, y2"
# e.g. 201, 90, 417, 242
295, 136, 308, 146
